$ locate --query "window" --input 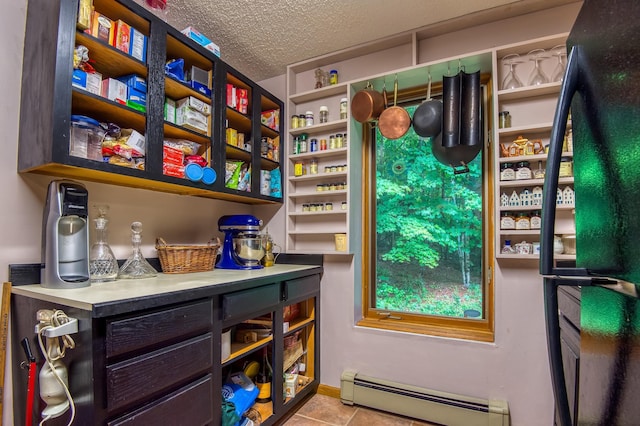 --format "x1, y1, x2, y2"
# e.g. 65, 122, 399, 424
358, 85, 494, 342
